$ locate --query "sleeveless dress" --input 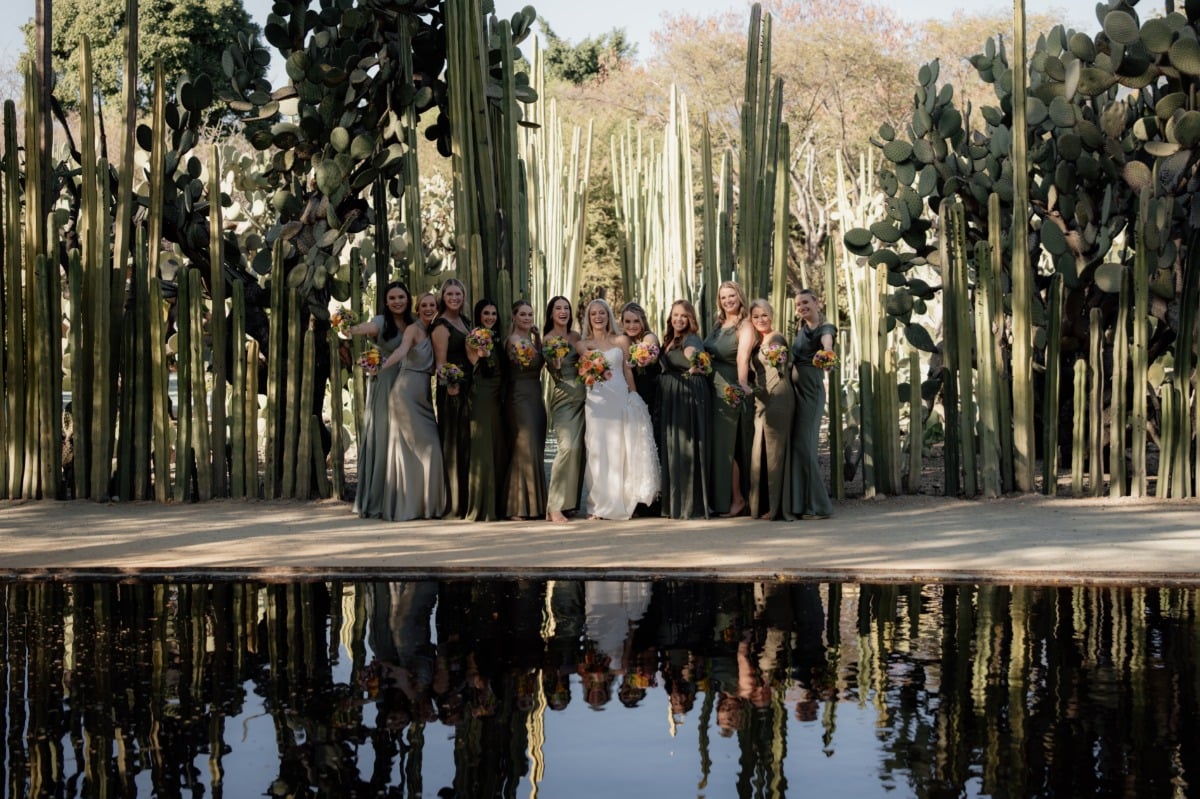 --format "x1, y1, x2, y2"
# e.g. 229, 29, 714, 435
581, 346, 660, 520
546, 342, 586, 514
791, 321, 836, 518
705, 322, 752, 513
503, 339, 547, 518
384, 333, 445, 520
631, 337, 663, 516
657, 334, 710, 519
749, 333, 795, 521
433, 318, 472, 518
465, 329, 505, 521
352, 315, 404, 519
